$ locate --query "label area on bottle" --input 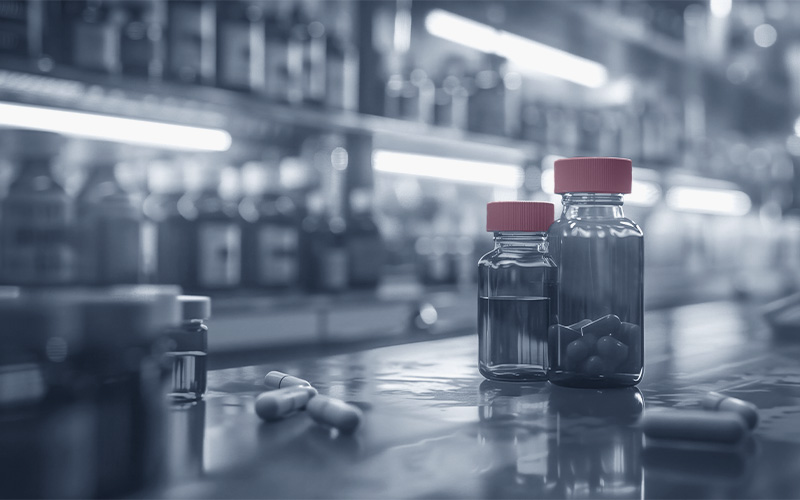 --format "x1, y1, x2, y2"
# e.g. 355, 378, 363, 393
198, 222, 241, 287
257, 225, 298, 286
